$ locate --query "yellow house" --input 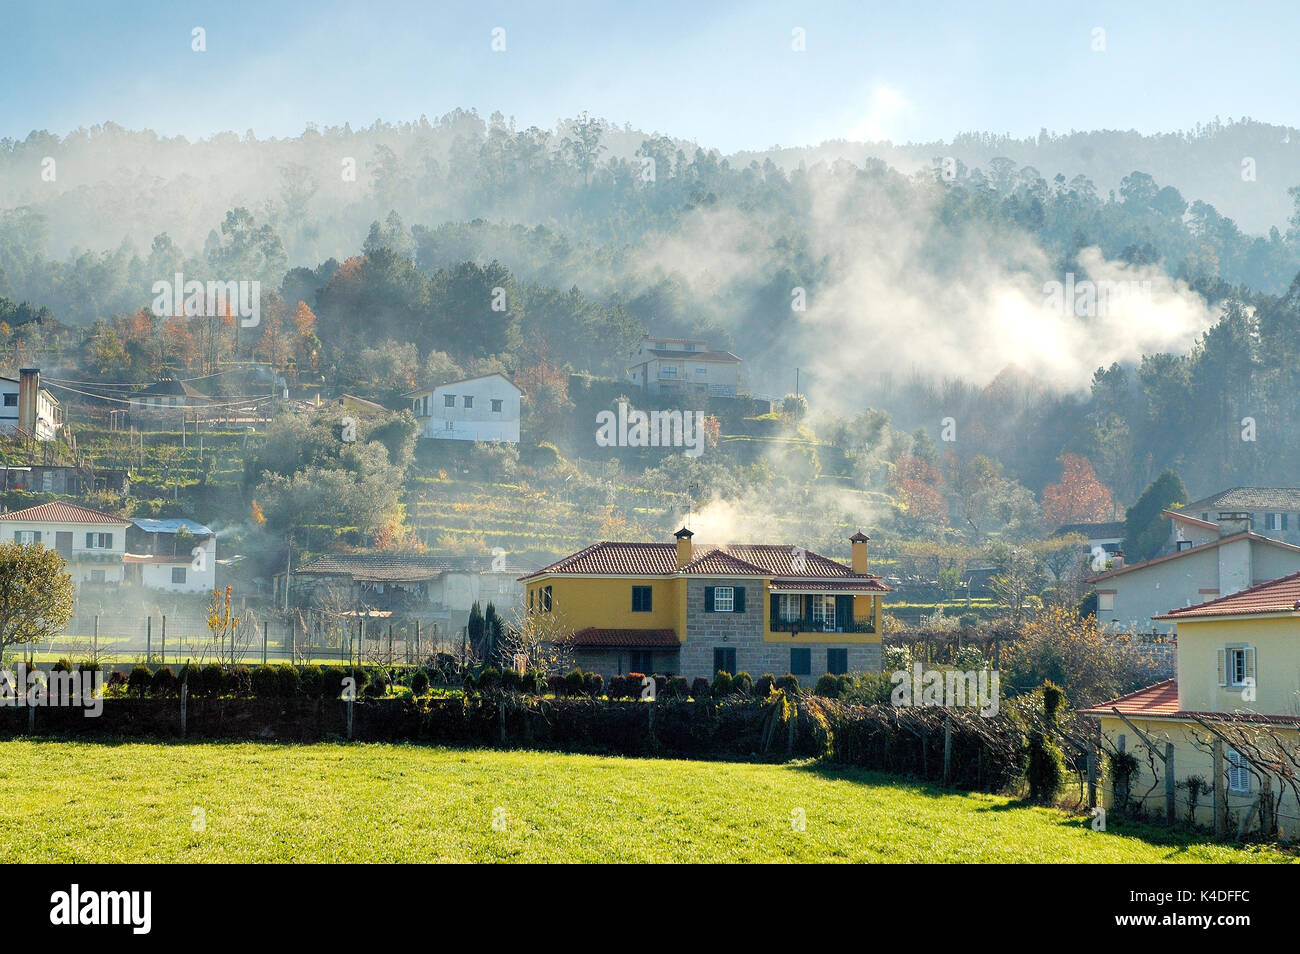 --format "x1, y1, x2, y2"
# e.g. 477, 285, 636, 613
519, 529, 889, 680
1083, 571, 1300, 835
